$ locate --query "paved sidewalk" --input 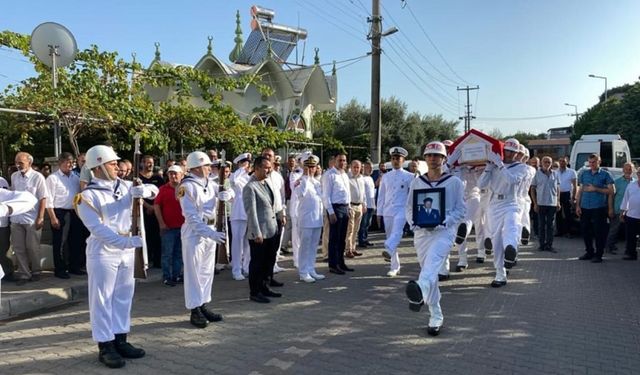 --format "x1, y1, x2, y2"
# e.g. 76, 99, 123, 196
1, 232, 639, 374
